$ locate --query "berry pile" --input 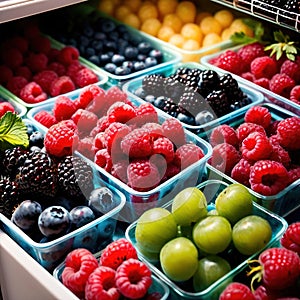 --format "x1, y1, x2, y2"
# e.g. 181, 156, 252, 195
209, 41, 300, 105
0, 22, 99, 104
133, 67, 251, 127
61, 239, 160, 300
0, 99, 16, 118
33, 84, 206, 192
208, 105, 300, 196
